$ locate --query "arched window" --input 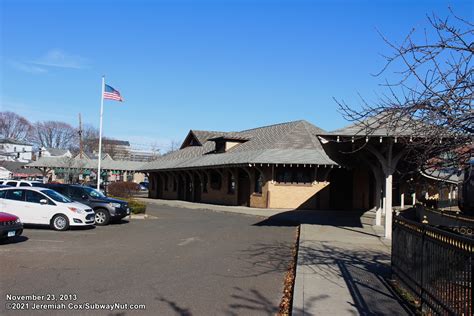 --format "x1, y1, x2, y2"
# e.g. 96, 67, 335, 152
227, 172, 236, 194
163, 174, 169, 191
210, 171, 221, 190
202, 173, 208, 193
254, 171, 263, 194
